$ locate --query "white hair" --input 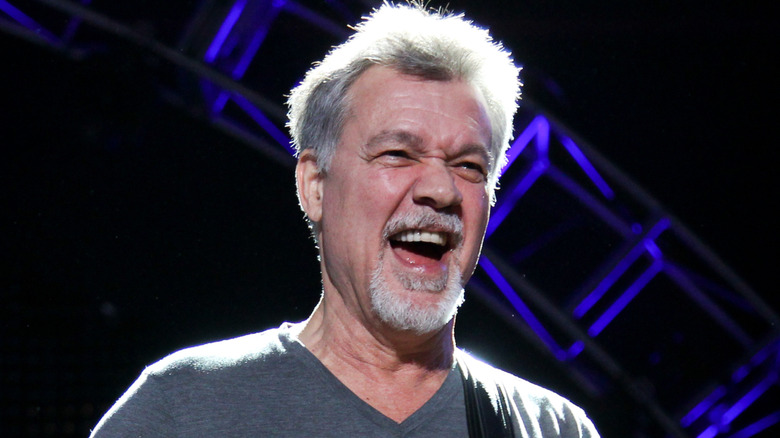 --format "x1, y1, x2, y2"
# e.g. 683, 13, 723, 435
287, 1, 522, 202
